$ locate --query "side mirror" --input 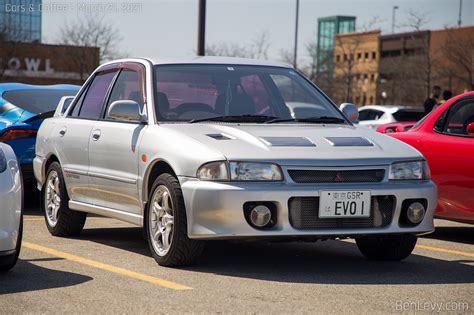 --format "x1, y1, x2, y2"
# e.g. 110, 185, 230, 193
54, 96, 76, 116
107, 100, 148, 123
466, 122, 474, 136
339, 103, 359, 123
